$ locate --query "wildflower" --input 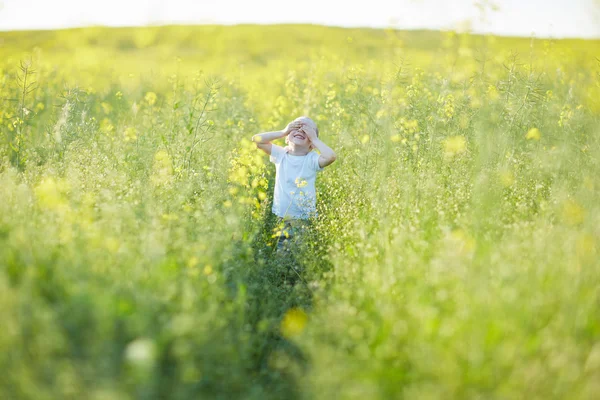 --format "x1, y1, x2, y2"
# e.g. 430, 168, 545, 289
281, 308, 308, 338
526, 128, 541, 140
35, 177, 69, 210
444, 94, 455, 119
145, 92, 157, 106
487, 85, 499, 100
405, 119, 419, 134
101, 102, 112, 115
443, 135, 467, 157
123, 127, 137, 142
154, 149, 170, 162
100, 118, 114, 135
558, 105, 572, 127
